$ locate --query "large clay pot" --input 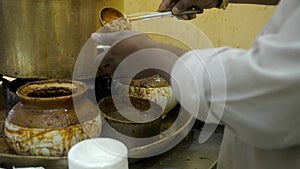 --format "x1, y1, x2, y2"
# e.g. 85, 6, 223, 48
4, 80, 102, 157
